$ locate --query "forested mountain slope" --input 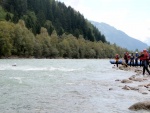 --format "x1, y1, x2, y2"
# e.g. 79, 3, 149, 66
0, 0, 106, 42
0, 0, 129, 58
